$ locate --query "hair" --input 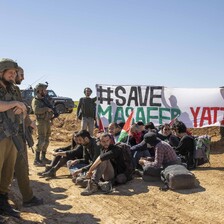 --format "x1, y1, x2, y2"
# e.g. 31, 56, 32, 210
174, 121, 187, 133
84, 87, 92, 94
108, 122, 119, 129
99, 132, 111, 140
145, 122, 156, 130
76, 129, 91, 139
137, 121, 144, 126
